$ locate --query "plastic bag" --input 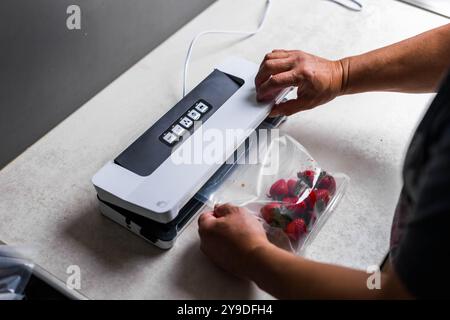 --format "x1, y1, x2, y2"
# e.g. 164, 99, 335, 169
196, 130, 349, 254
0, 246, 34, 300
